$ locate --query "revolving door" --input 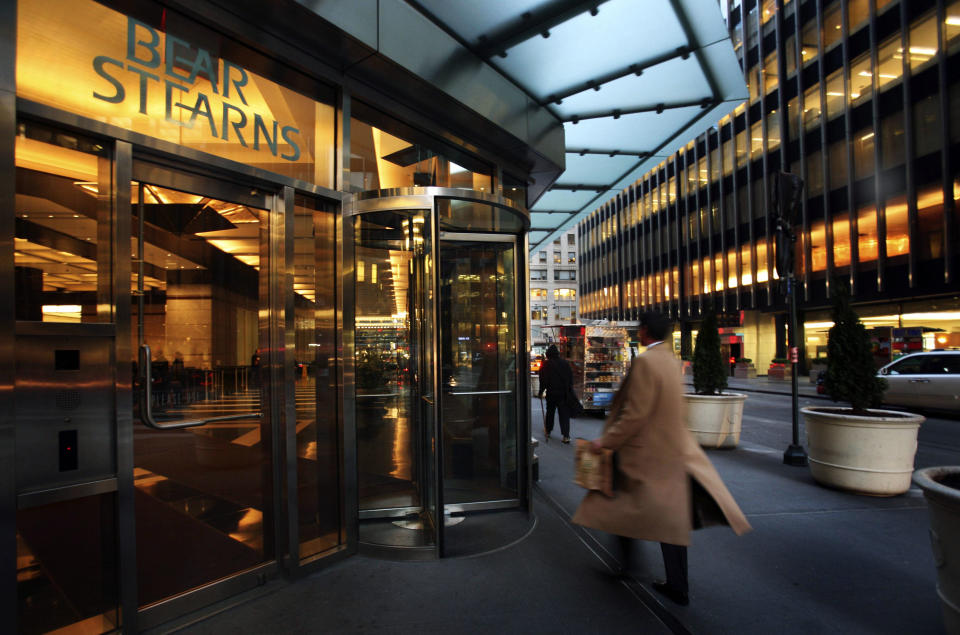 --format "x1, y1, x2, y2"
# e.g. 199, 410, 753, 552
350, 189, 532, 558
